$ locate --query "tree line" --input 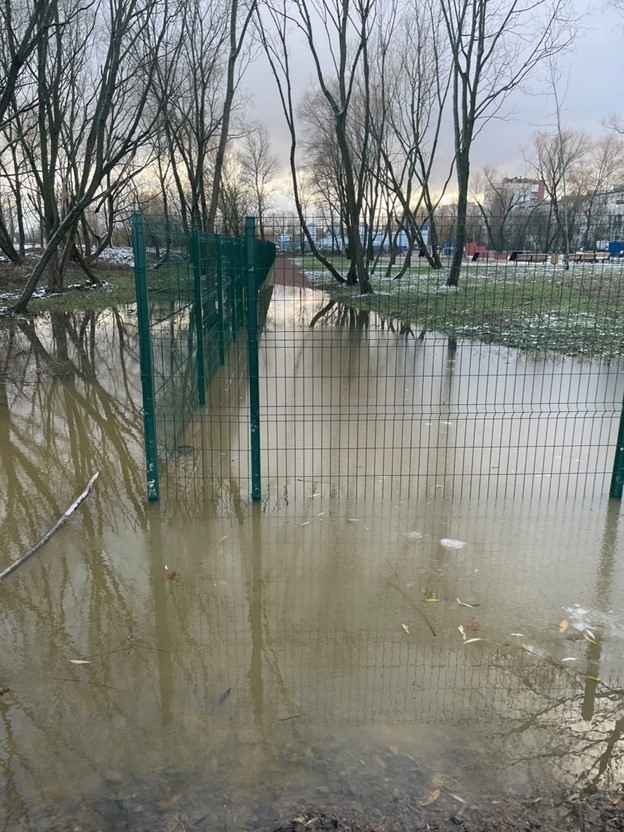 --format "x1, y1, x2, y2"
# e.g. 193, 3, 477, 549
0, 0, 586, 308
